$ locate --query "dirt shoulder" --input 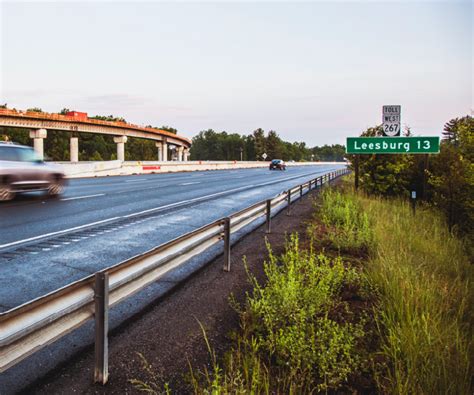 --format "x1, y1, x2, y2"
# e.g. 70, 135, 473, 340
25, 190, 320, 395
